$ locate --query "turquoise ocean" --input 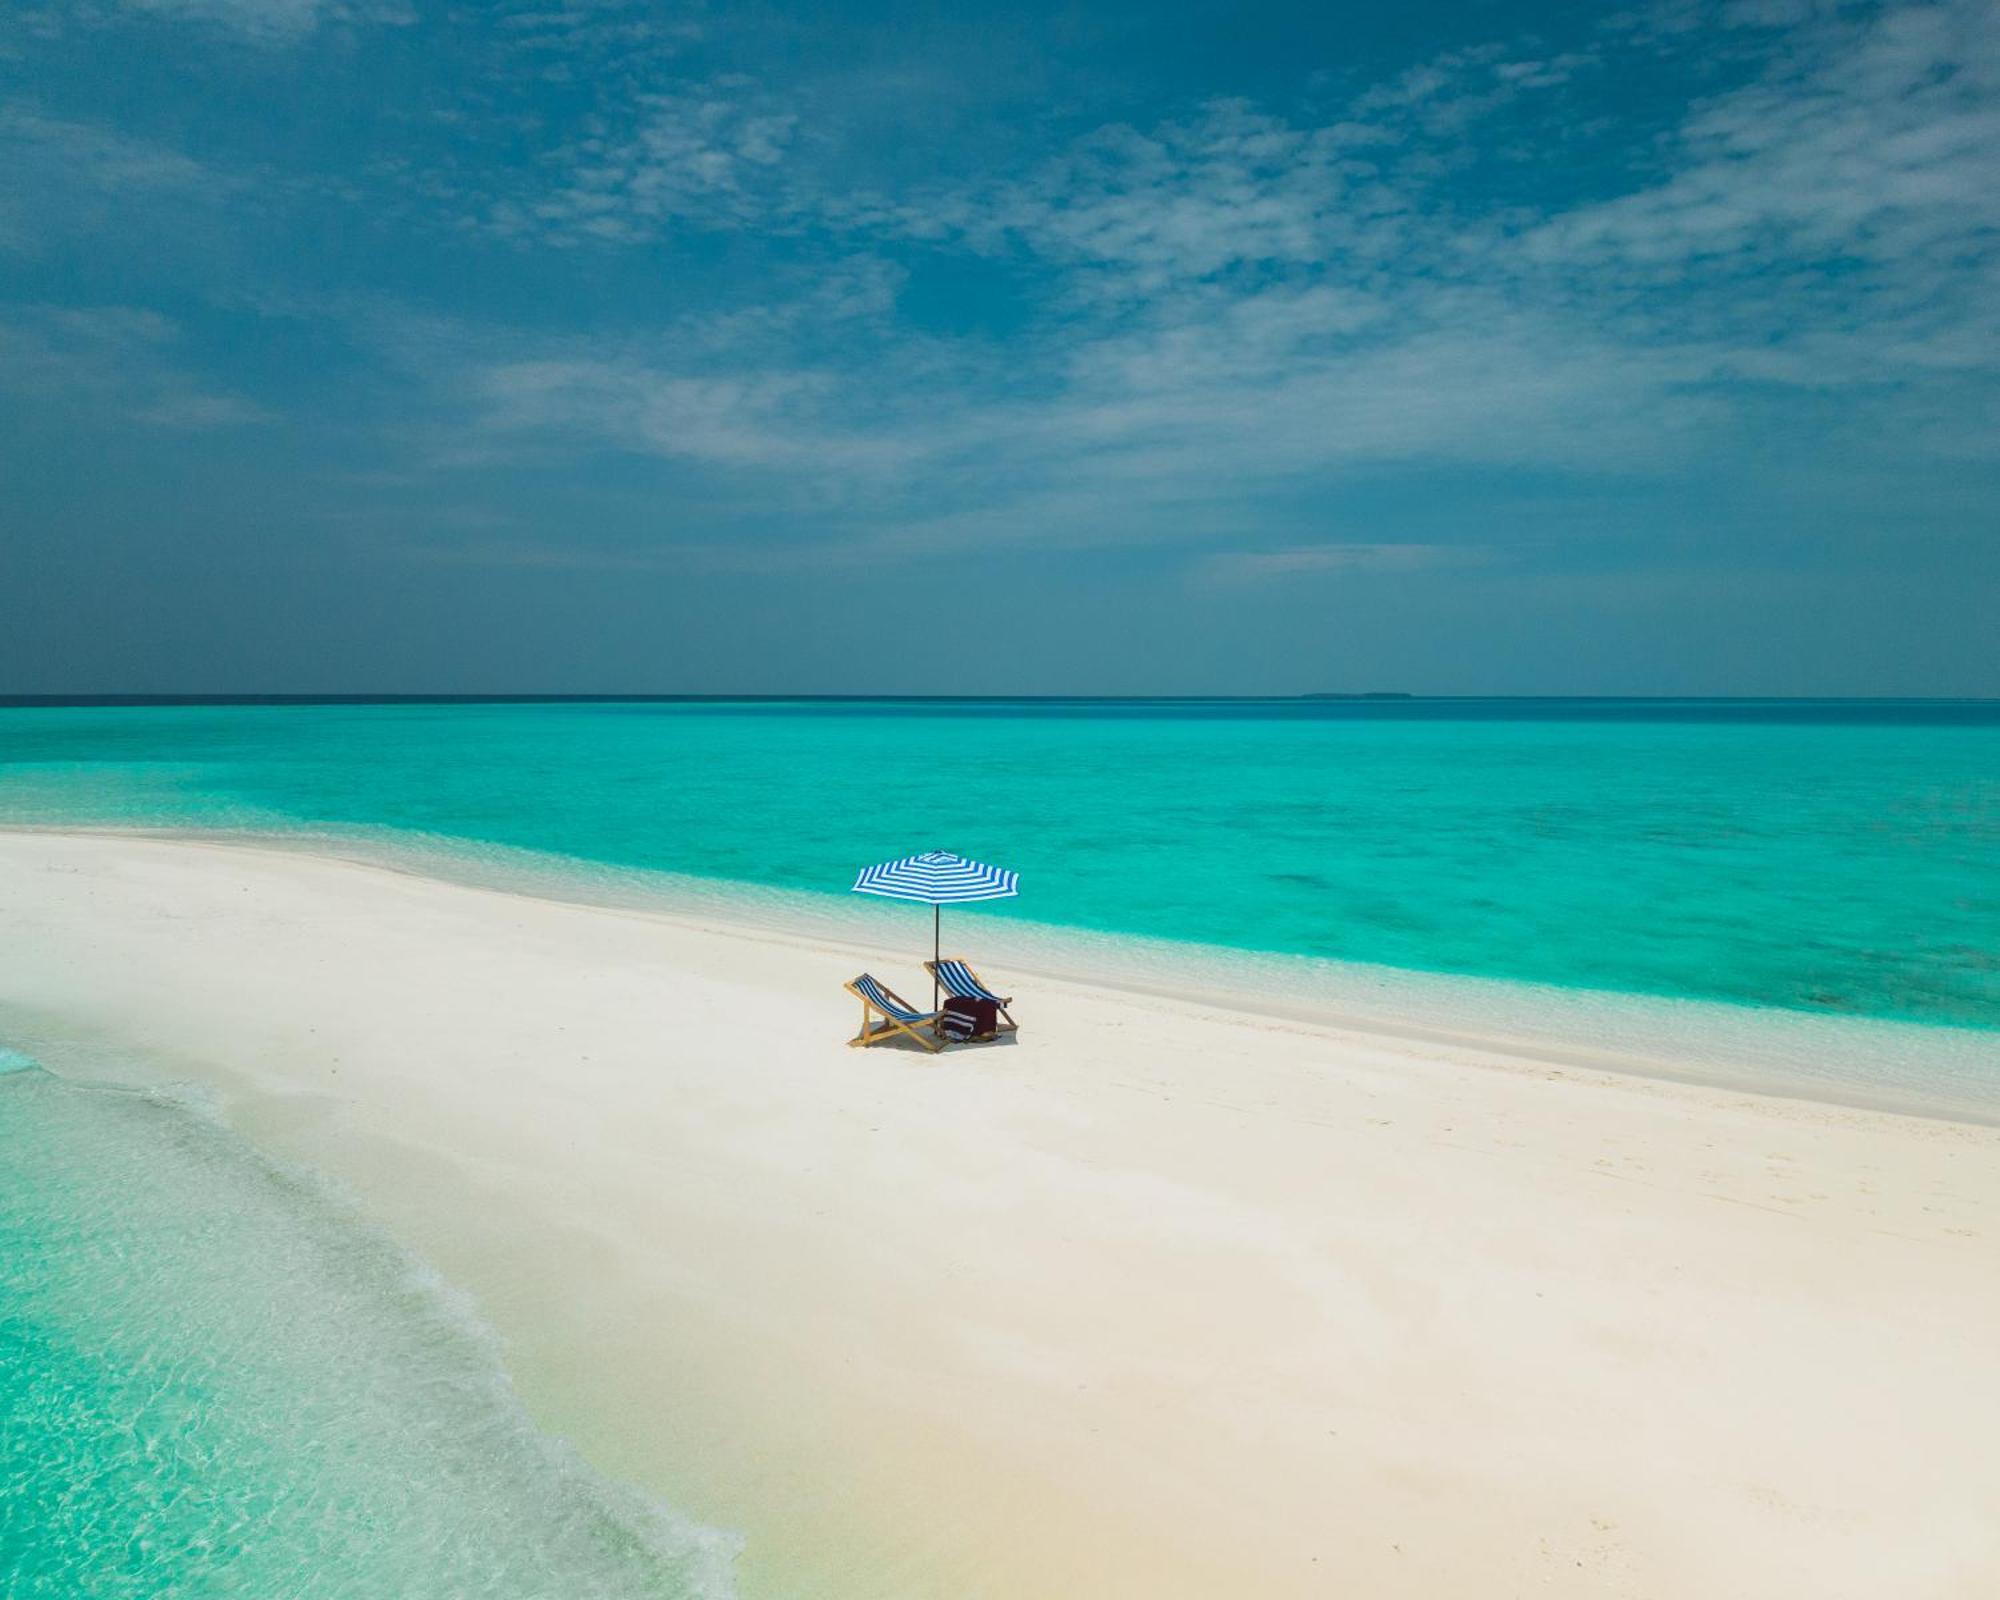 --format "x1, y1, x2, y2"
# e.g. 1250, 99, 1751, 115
4, 698, 1997, 1026
2, 697, 1997, 1595
0, 1046, 737, 1600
